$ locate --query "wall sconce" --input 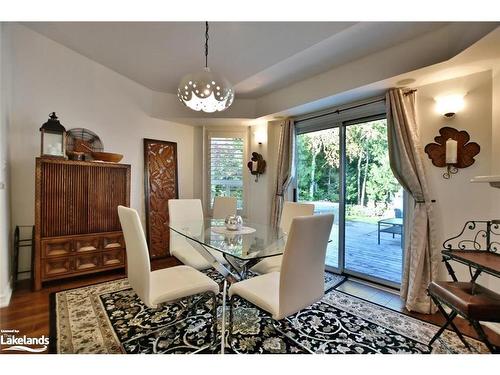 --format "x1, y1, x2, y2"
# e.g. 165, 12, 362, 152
435, 94, 465, 118
424, 127, 480, 179
254, 128, 267, 145
247, 152, 266, 182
